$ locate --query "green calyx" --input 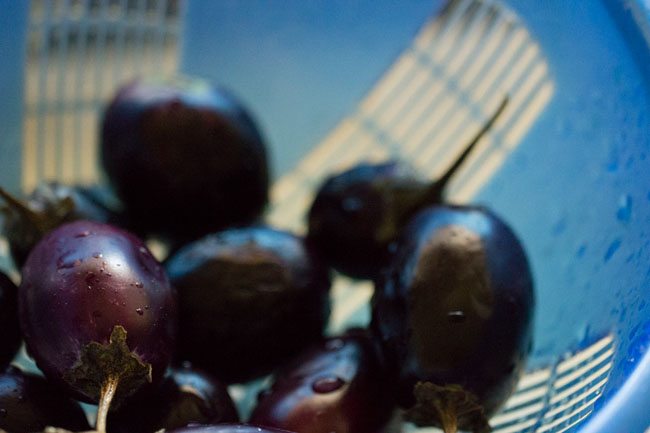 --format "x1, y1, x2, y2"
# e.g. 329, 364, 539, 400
63, 325, 152, 408
404, 381, 491, 433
